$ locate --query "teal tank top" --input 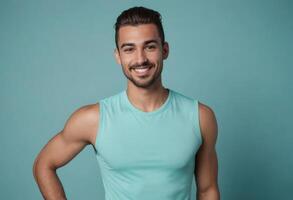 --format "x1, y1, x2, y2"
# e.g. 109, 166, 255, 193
94, 88, 202, 200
